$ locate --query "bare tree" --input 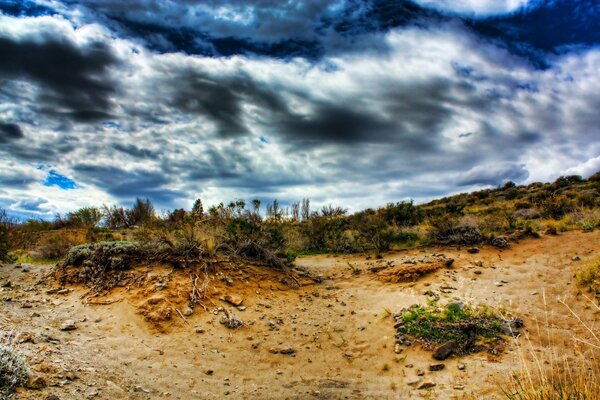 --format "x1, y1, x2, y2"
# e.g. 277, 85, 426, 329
290, 201, 300, 222
301, 198, 310, 221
